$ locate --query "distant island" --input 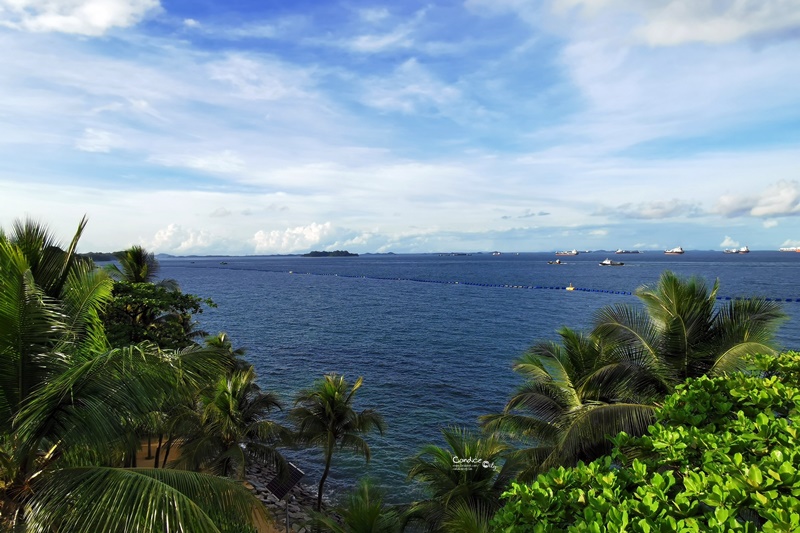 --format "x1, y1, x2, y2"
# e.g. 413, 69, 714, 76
302, 250, 359, 257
